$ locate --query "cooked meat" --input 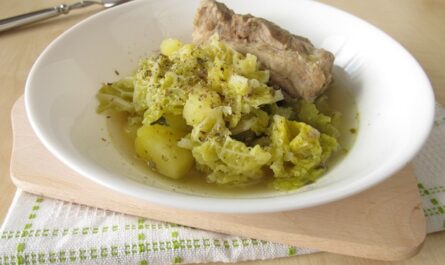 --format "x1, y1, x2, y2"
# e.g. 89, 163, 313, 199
193, 0, 335, 102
